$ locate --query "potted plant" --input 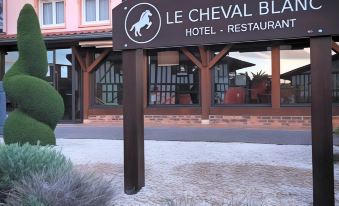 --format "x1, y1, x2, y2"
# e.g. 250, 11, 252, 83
251, 70, 269, 102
